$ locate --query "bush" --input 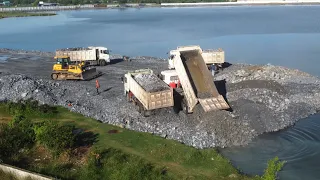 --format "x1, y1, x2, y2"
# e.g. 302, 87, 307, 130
0, 115, 35, 160
34, 120, 76, 156
261, 156, 285, 180
5, 99, 57, 118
